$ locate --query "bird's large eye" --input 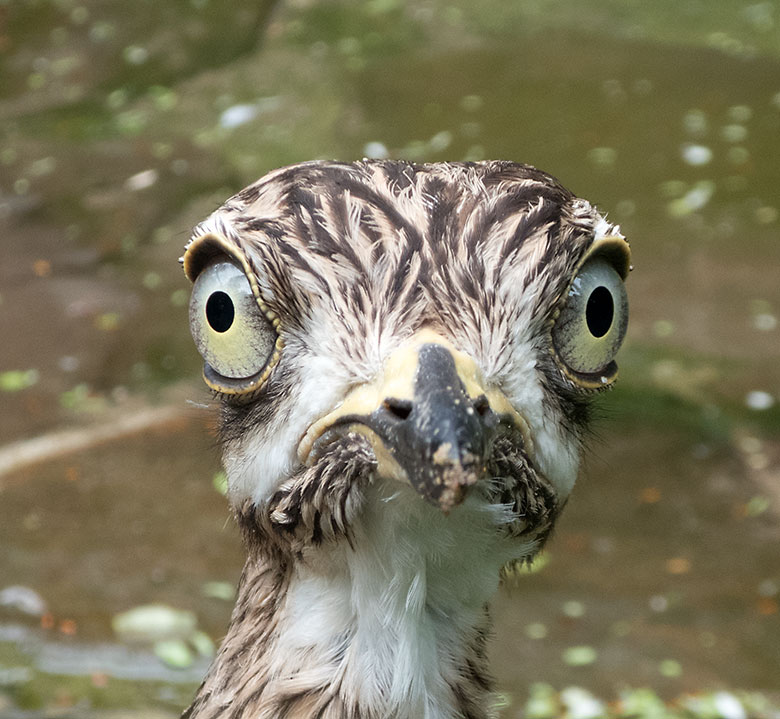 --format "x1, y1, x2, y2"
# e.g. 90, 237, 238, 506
189, 260, 278, 385
552, 257, 628, 381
